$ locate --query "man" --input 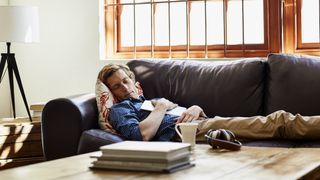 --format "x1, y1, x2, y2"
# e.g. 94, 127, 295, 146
99, 64, 320, 141
98, 64, 206, 141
